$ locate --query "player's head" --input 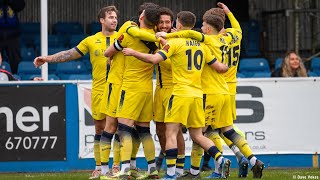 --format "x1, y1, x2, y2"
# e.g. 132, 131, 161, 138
157, 7, 174, 33
207, 8, 226, 22
139, 4, 160, 28
176, 11, 196, 30
202, 12, 224, 34
138, 2, 159, 16
97, 6, 118, 32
